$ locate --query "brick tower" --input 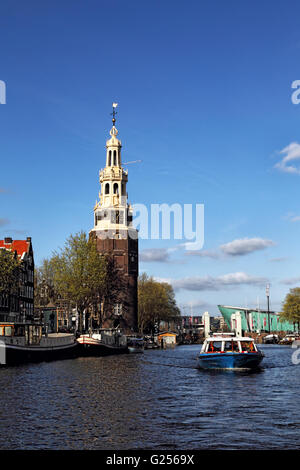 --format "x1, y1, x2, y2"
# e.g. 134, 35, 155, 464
90, 105, 138, 333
